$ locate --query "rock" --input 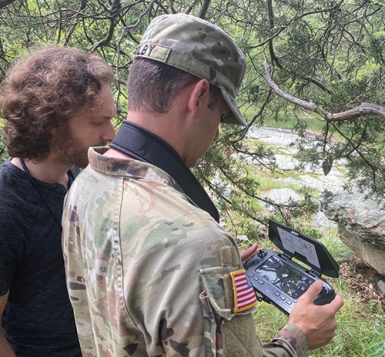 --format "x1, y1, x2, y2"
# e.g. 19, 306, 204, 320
237, 235, 249, 241
263, 188, 302, 205
322, 189, 385, 276
314, 211, 338, 232
378, 280, 385, 297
